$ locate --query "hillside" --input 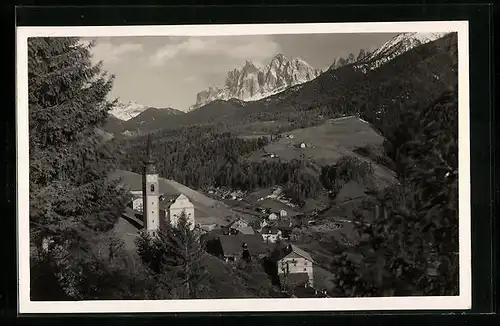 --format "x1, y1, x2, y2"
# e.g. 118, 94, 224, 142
109, 33, 457, 138
105, 106, 185, 136
108, 169, 236, 225
245, 116, 396, 188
